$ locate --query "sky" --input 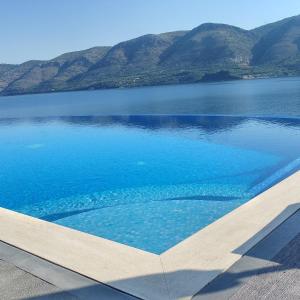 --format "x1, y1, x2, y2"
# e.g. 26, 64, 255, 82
1, 0, 300, 64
